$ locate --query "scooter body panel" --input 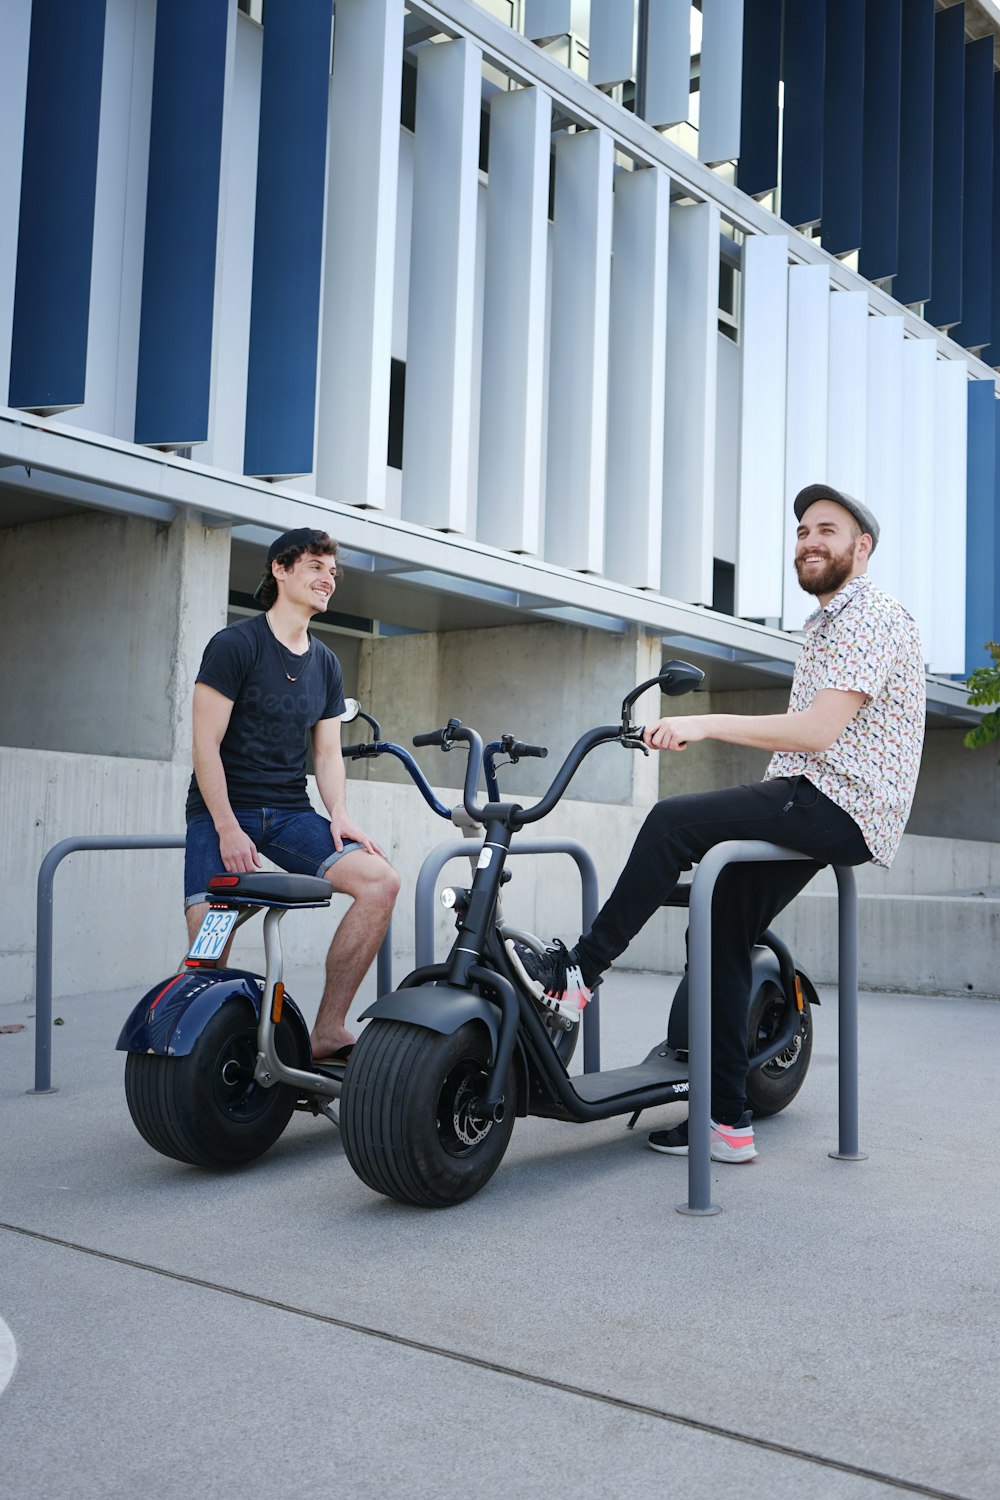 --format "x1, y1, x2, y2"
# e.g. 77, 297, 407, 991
116, 969, 311, 1060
